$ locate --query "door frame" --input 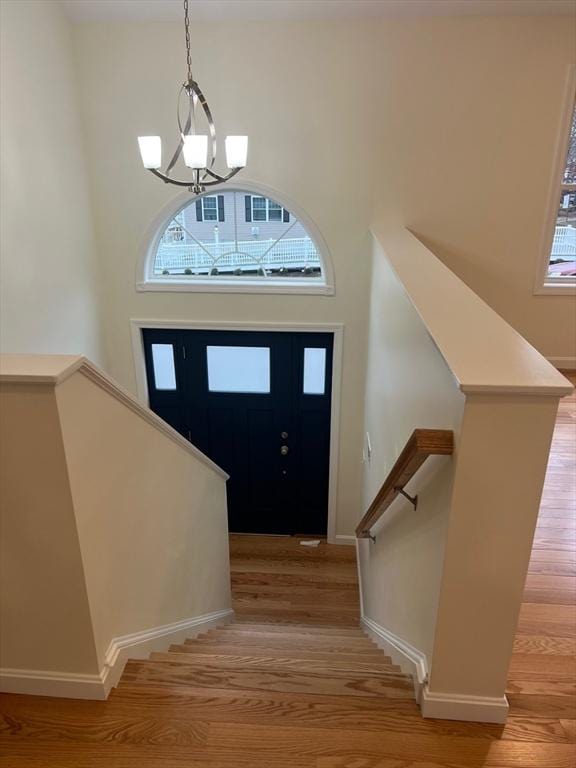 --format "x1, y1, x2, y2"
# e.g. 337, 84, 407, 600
130, 318, 344, 544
